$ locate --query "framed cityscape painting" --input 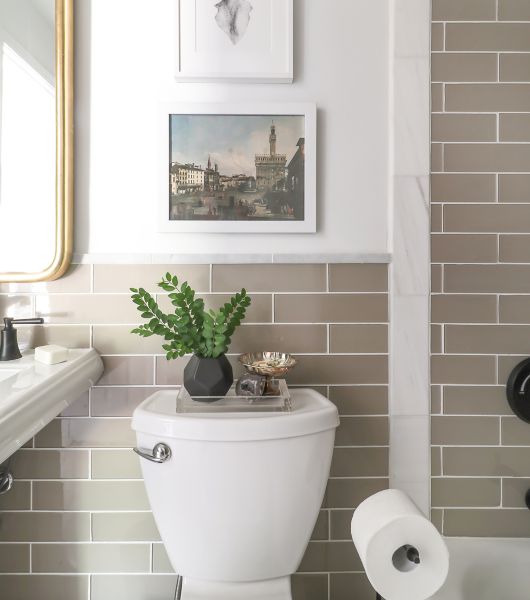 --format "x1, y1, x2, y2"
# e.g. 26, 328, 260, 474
158, 103, 316, 233
175, 0, 293, 82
